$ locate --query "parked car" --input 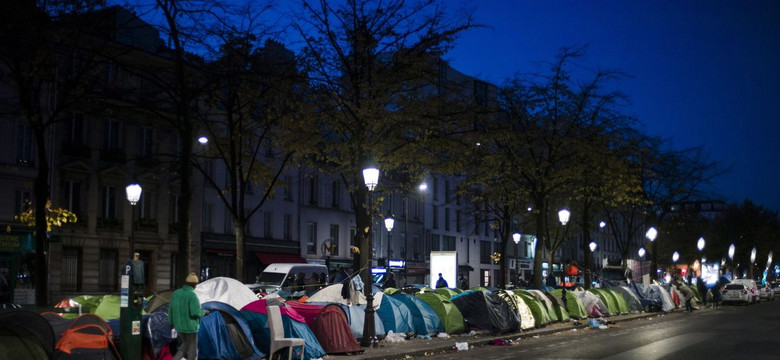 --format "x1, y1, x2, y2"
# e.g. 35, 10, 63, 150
730, 279, 759, 303
759, 283, 775, 301
722, 283, 752, 305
